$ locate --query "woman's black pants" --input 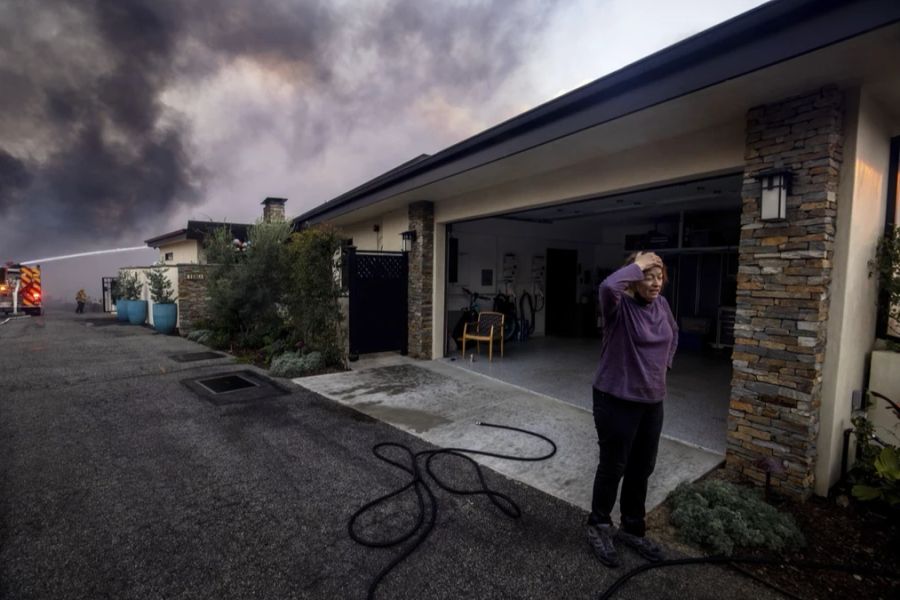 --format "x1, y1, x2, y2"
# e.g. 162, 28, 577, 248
588, 388, 664, 537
